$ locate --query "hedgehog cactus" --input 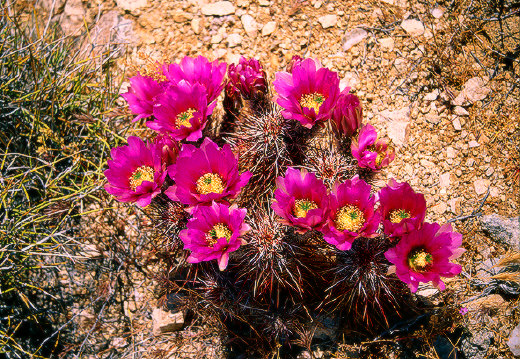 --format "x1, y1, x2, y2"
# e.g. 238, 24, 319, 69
107, 55, 465, 356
